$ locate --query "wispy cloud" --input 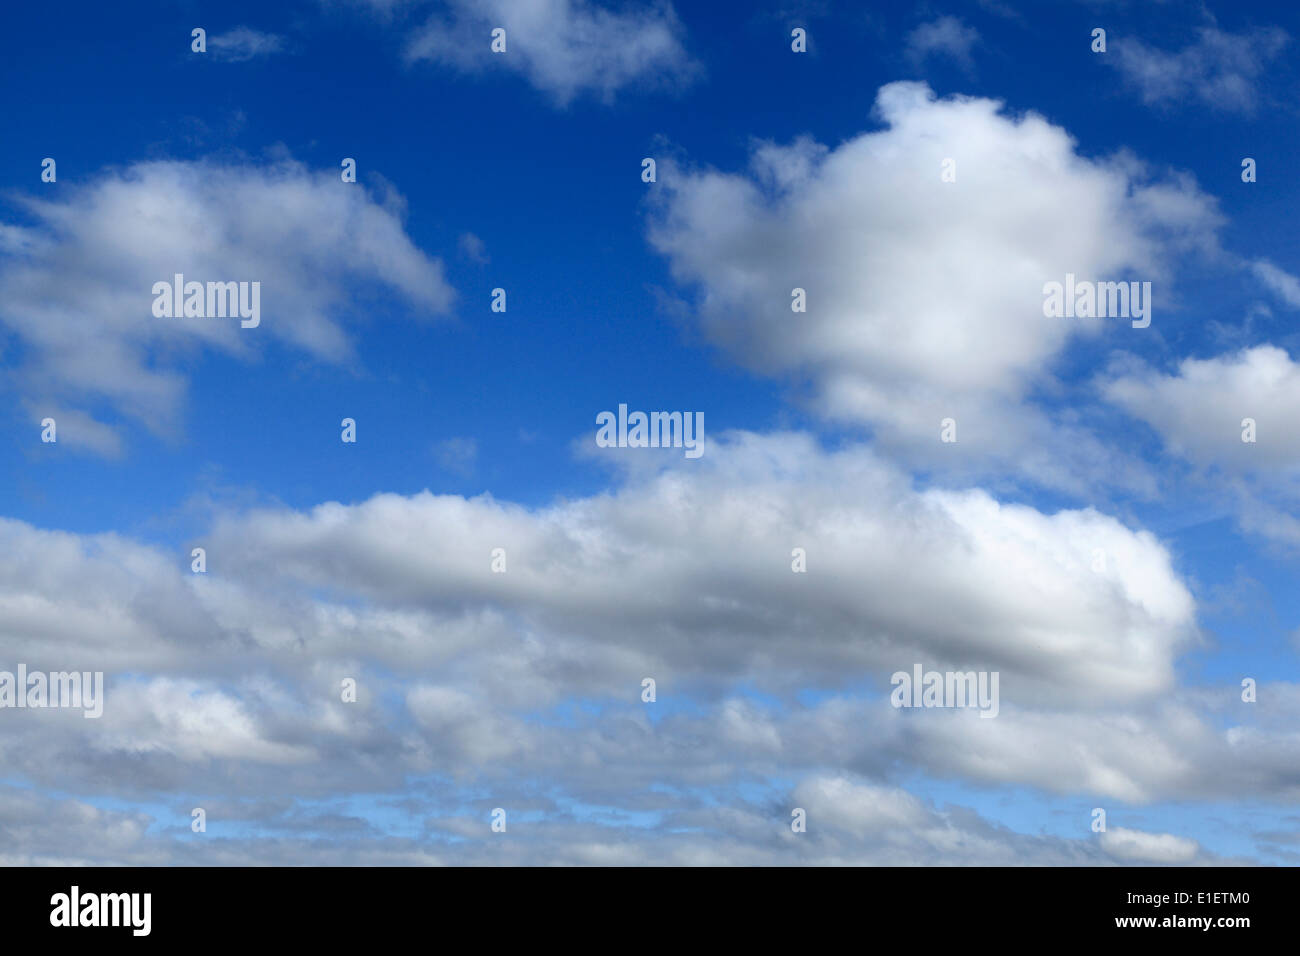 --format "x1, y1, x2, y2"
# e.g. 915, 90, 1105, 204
402, 0, 699, 105
208, 27, 287, 62
1112, 26, 1289, 113
905, 16, 980, 70
434, 436, 478, 476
